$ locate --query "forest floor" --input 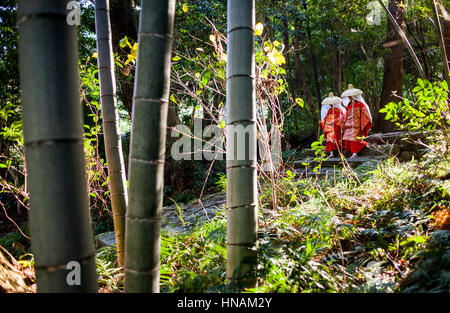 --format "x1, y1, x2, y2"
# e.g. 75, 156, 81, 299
95, 132, 449, 293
